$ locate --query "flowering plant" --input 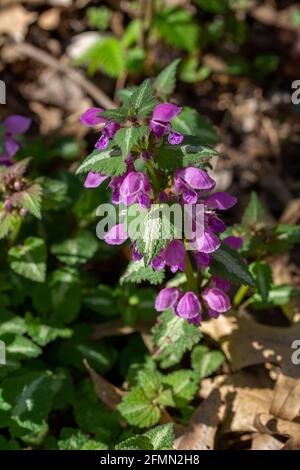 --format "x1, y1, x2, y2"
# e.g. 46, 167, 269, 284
77, 64, 255, 326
